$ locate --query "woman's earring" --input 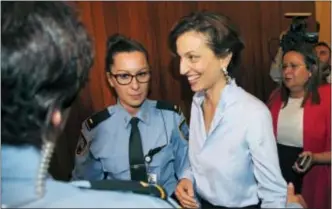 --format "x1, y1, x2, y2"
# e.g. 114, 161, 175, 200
222, 67, 231, 84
